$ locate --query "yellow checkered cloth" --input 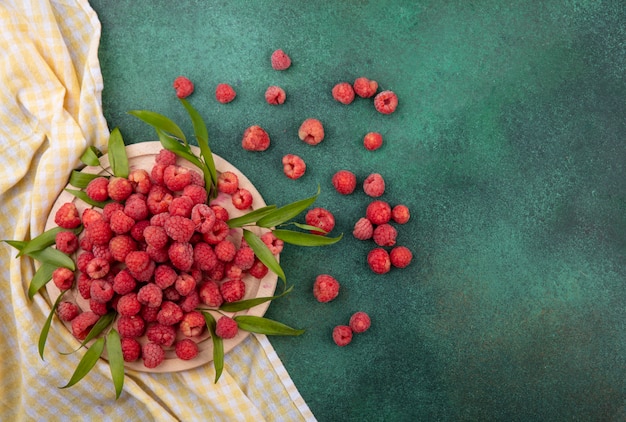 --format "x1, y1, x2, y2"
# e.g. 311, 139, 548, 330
0, 0, 314, 420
